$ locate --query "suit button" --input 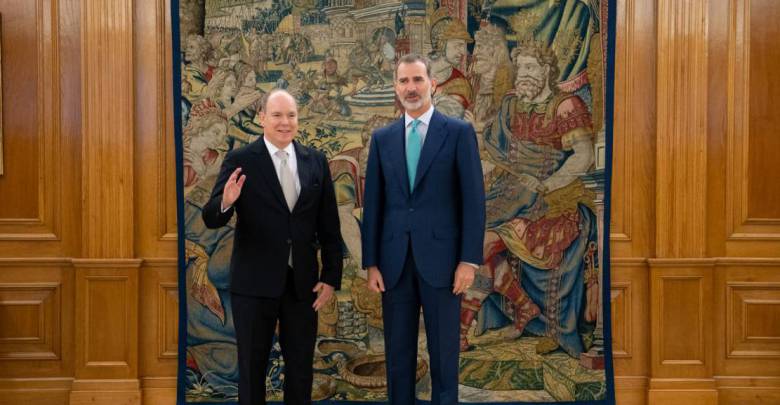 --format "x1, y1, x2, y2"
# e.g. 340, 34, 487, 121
409, 208, 414, 212
286, 239, 292, 244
